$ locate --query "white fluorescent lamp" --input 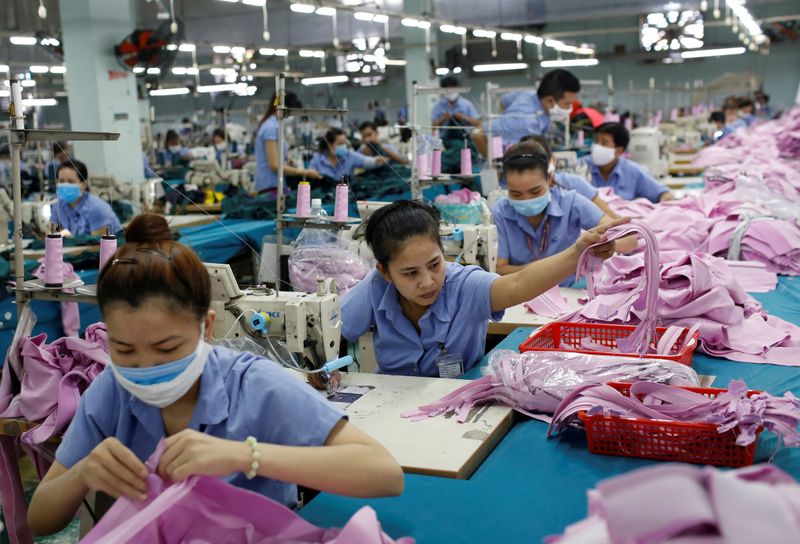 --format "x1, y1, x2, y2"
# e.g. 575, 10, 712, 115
149, 87, 190, 96
242, 0, 266, 5
171, 67, 188, 75
20, 80, 36, 87
680, 46, 746, 58
29, 65, 49, 73
230, 46, 246, 56
40, 37, 59, 46
440, 25, 466, 35
316, 7, 336, 16
401, 18, 420, 27
187, 67, 199, 75
275, 48, 288, 56
354, 12, 374, 21
299, 49, 314, 57
540, 58, 599, 67
524, 35, 543, 44
453, 66, 462, 74
133, 67, 146, 74
0, 65, 9, 72
146, 67, 161, 74
209, 67, 226, 75
10, 36, 38, 45
213, 45, 231, 53
500, 32, 522, 41
197, 83, 247, 93
312, 50, 325, 58
179, 43, 196, 52
576, 46, 595, 55
435, 67, 449, 75
259, 47, 275, 55
166, 44, 178, 51
289, 3, 315, 13
473, 62, 528, 72
473, 29, 496, 38
216, 0, 240, 3
379, 58, 407, 66
373, 14, 389, 24
0, 90, 9, 97
417, 21, 431, 29
22, 98, 57, 106
301, 75, 348, 86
